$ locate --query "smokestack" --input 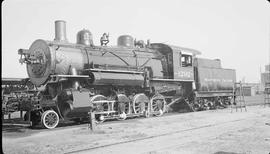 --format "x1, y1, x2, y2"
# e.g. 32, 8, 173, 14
54, 20, 68, 42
